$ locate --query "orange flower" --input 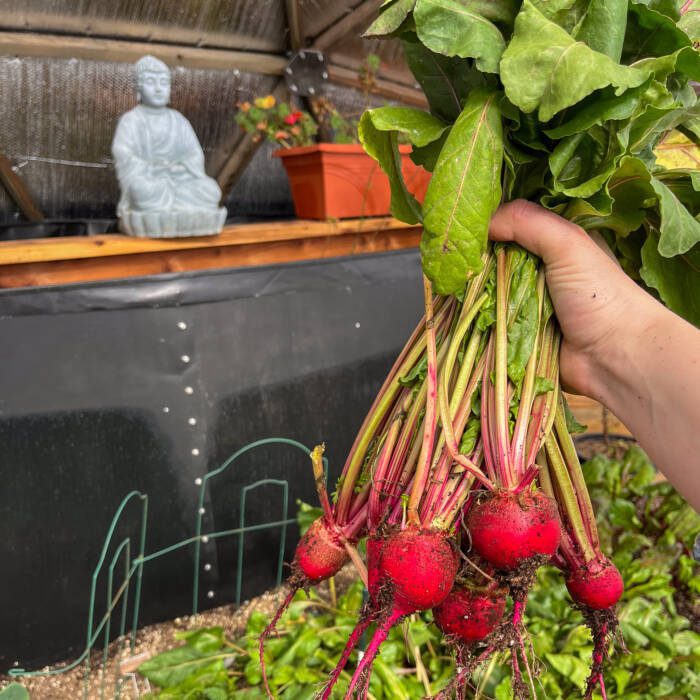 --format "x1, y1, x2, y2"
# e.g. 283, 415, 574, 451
239, 101, 251, 112
274, 130, 290, 141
